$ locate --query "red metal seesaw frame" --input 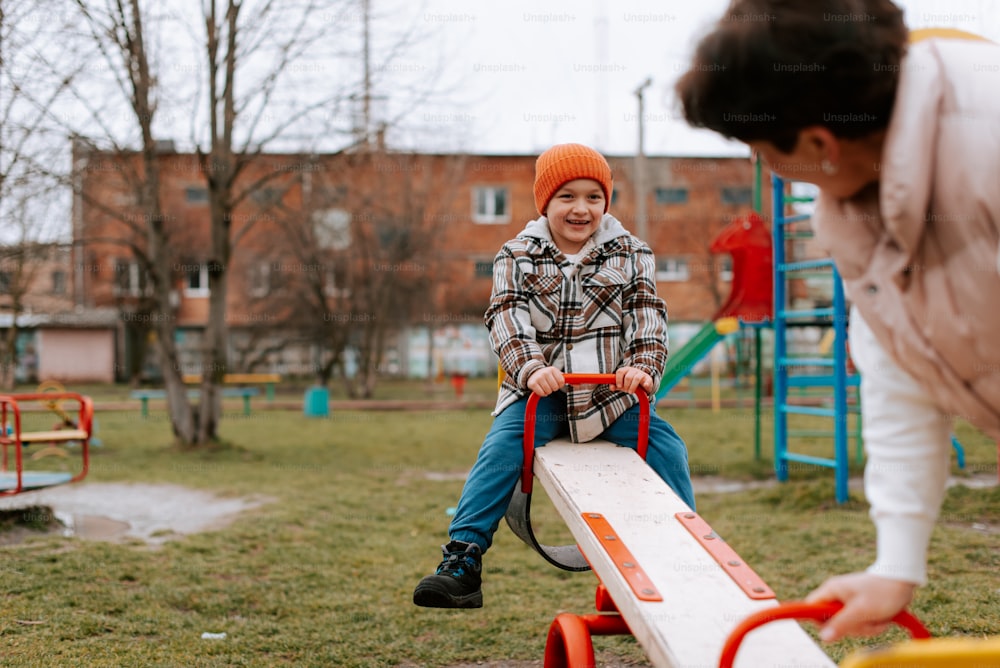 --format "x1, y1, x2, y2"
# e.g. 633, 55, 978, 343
524, 375, 933, 667
519, 373, 652, 666
544, 569, 932, 667
718, 600, 931, 668
520, 372, 649, 494
544, 585, 630, 668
